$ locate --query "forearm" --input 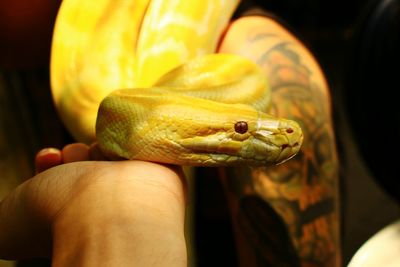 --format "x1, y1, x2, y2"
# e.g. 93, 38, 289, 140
219, 16, 341, 267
